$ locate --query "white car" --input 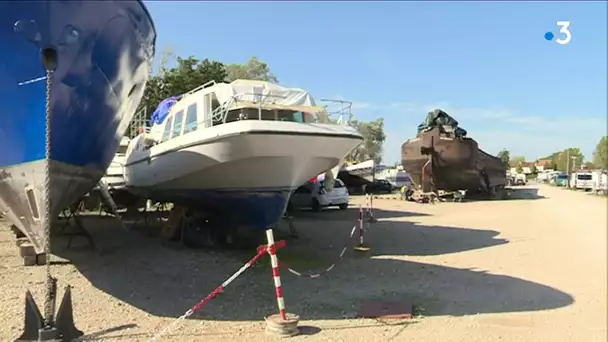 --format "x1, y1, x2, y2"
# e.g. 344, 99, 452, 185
289, 179, 350, 211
